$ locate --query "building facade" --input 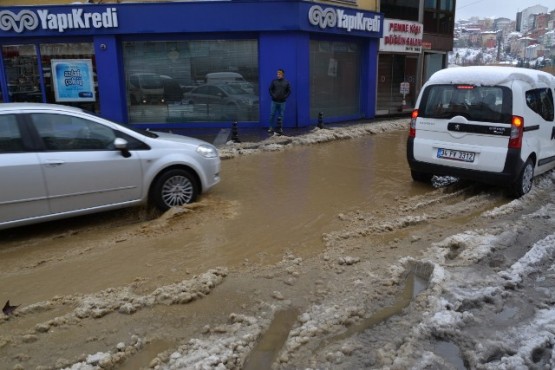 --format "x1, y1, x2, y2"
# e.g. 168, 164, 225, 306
377, 0, 455, 115
0, 1, 384, 129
